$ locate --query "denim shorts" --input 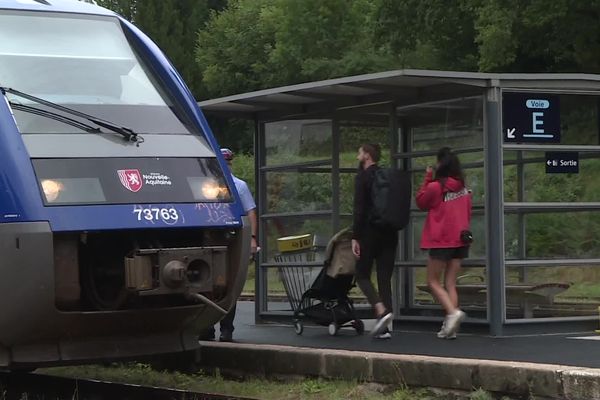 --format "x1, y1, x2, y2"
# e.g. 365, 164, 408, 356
428, 247, 469, 261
